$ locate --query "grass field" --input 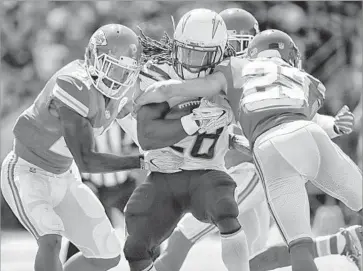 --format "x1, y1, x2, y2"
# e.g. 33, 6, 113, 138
1, 226, 285, 271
